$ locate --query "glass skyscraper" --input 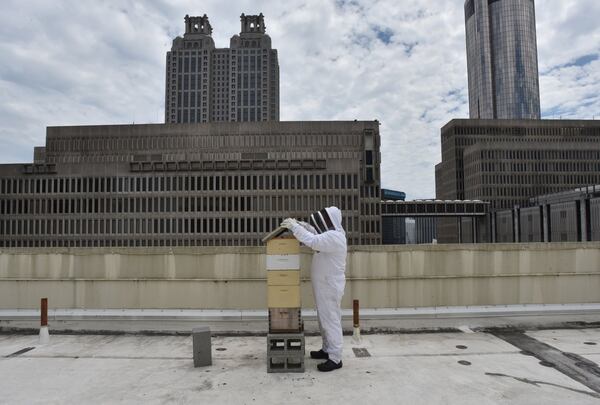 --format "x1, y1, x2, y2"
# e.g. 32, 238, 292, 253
464, 0, 541, 119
